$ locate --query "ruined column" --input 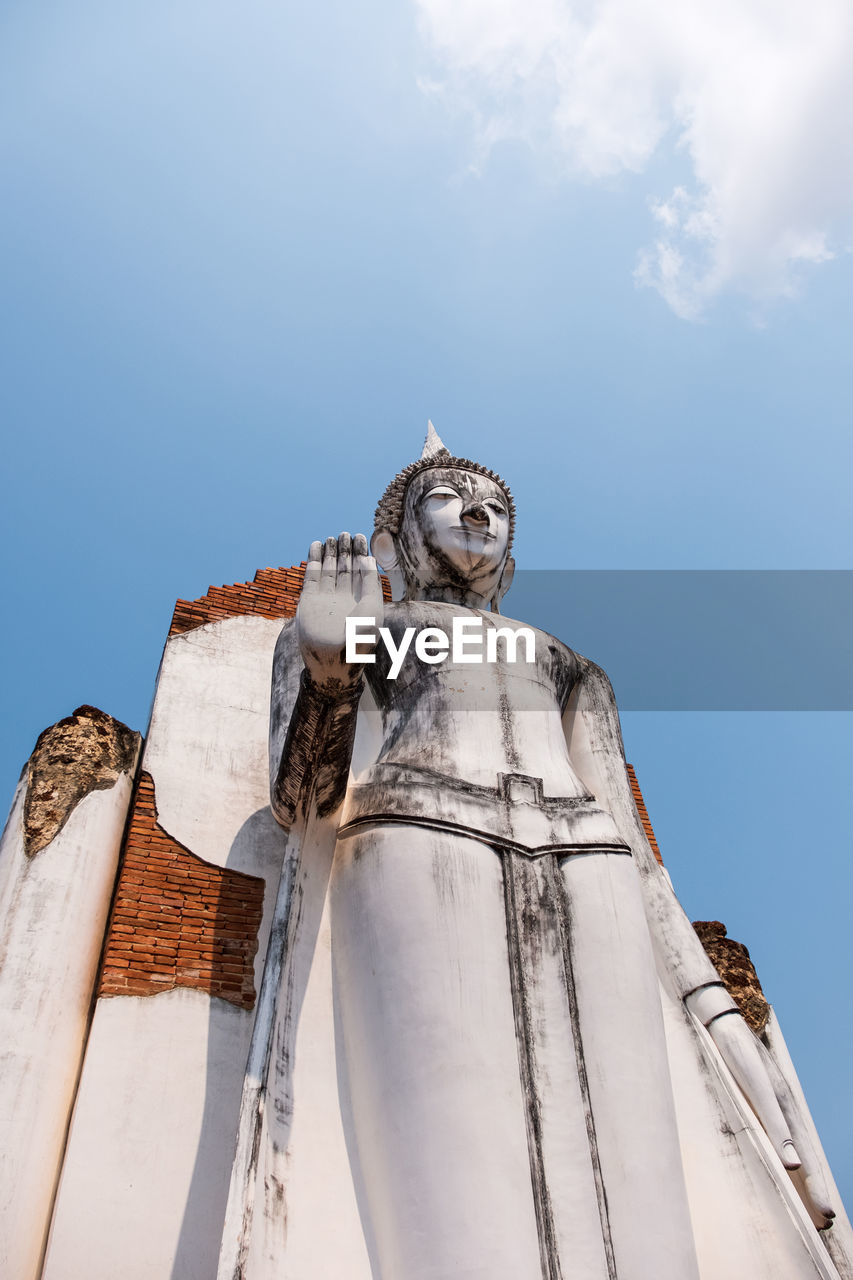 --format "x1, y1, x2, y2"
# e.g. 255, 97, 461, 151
0, 707, 141, 1280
